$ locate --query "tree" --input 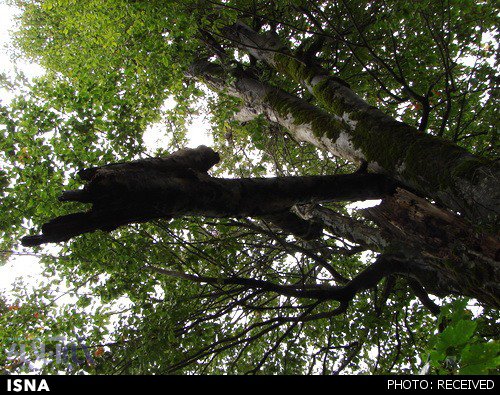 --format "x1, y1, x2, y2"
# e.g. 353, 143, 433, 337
1, 0, 498, 374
